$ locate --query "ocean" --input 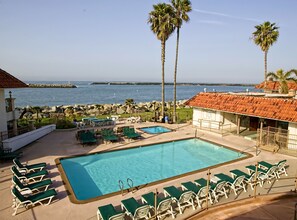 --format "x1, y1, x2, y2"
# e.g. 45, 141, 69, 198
6, 81, 258, 107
